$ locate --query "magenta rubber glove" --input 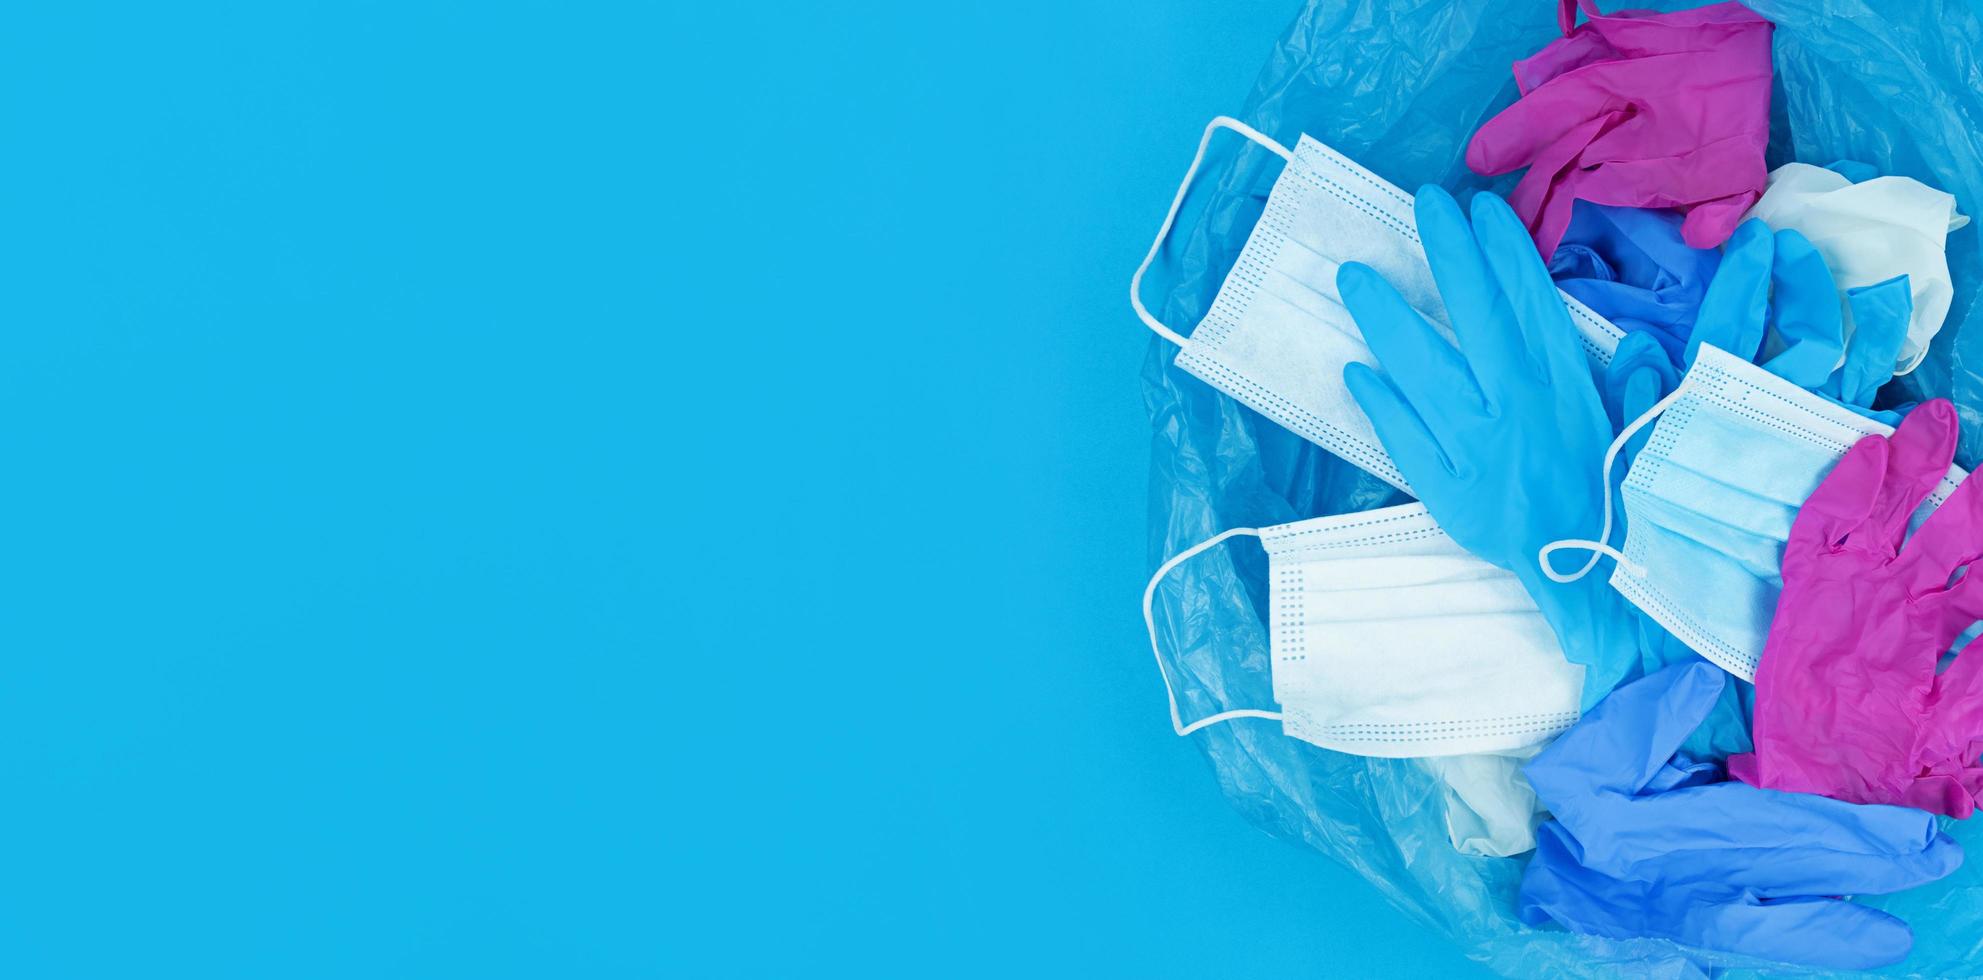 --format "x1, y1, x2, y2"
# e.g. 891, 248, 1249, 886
1728, 400, 1983, 817
1465, 0, 1773, 259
